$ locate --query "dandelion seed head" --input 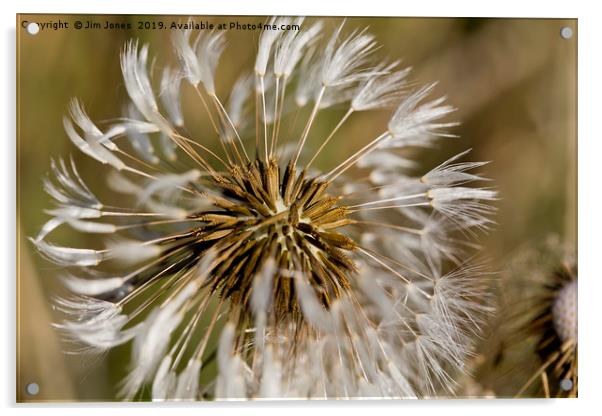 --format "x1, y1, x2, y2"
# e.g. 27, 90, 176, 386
496, 243, 577, 398
552, 279, 577, 343
33, 17, 496, 400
